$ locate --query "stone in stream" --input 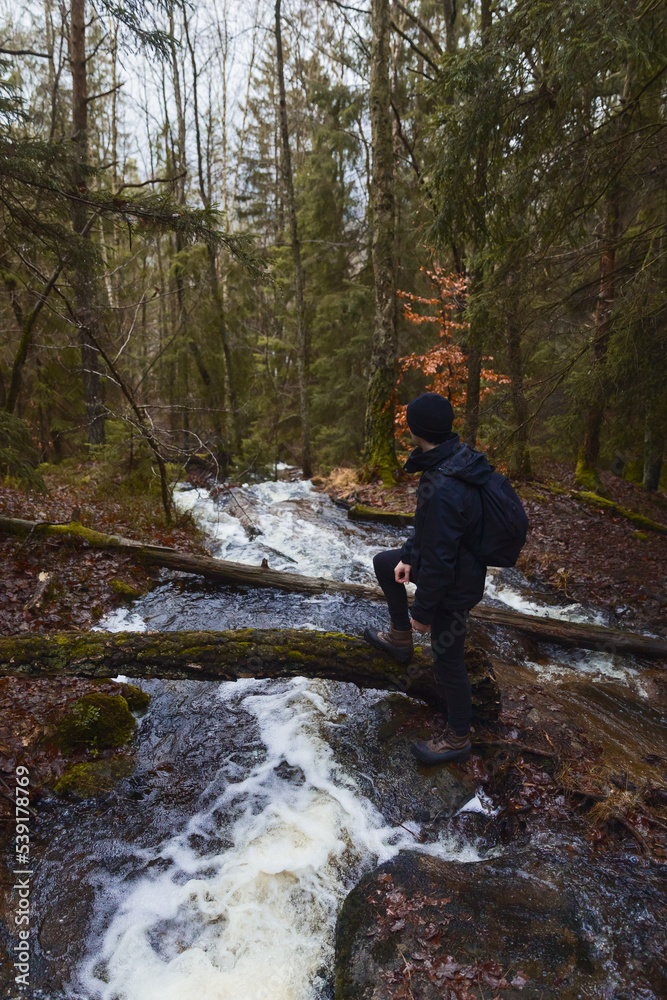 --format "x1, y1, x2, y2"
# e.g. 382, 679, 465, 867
335, 847, 667, 999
